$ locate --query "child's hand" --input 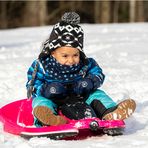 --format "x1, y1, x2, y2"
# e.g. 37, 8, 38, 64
40, 82, 67, 99
74, 78, 93, 95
